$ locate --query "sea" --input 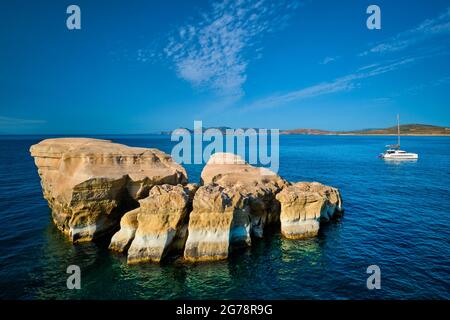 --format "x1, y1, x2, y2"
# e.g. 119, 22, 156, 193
0, 134, 449, 299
